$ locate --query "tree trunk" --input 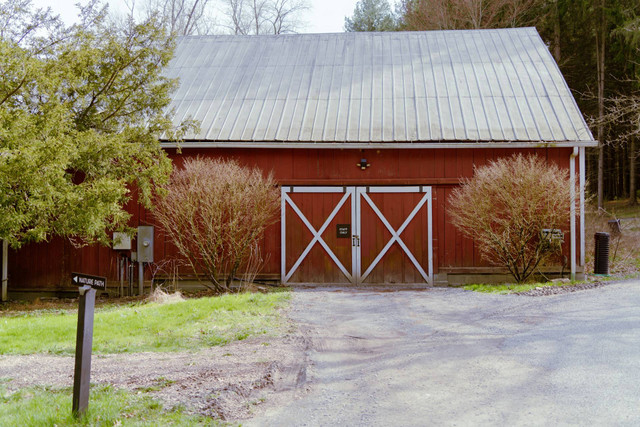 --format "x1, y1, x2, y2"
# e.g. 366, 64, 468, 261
253, 0, 260, 34
630, 134, 637, 206
553, 0, 561, 62
622, 143, 627, 198
596, 0, 606, 208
